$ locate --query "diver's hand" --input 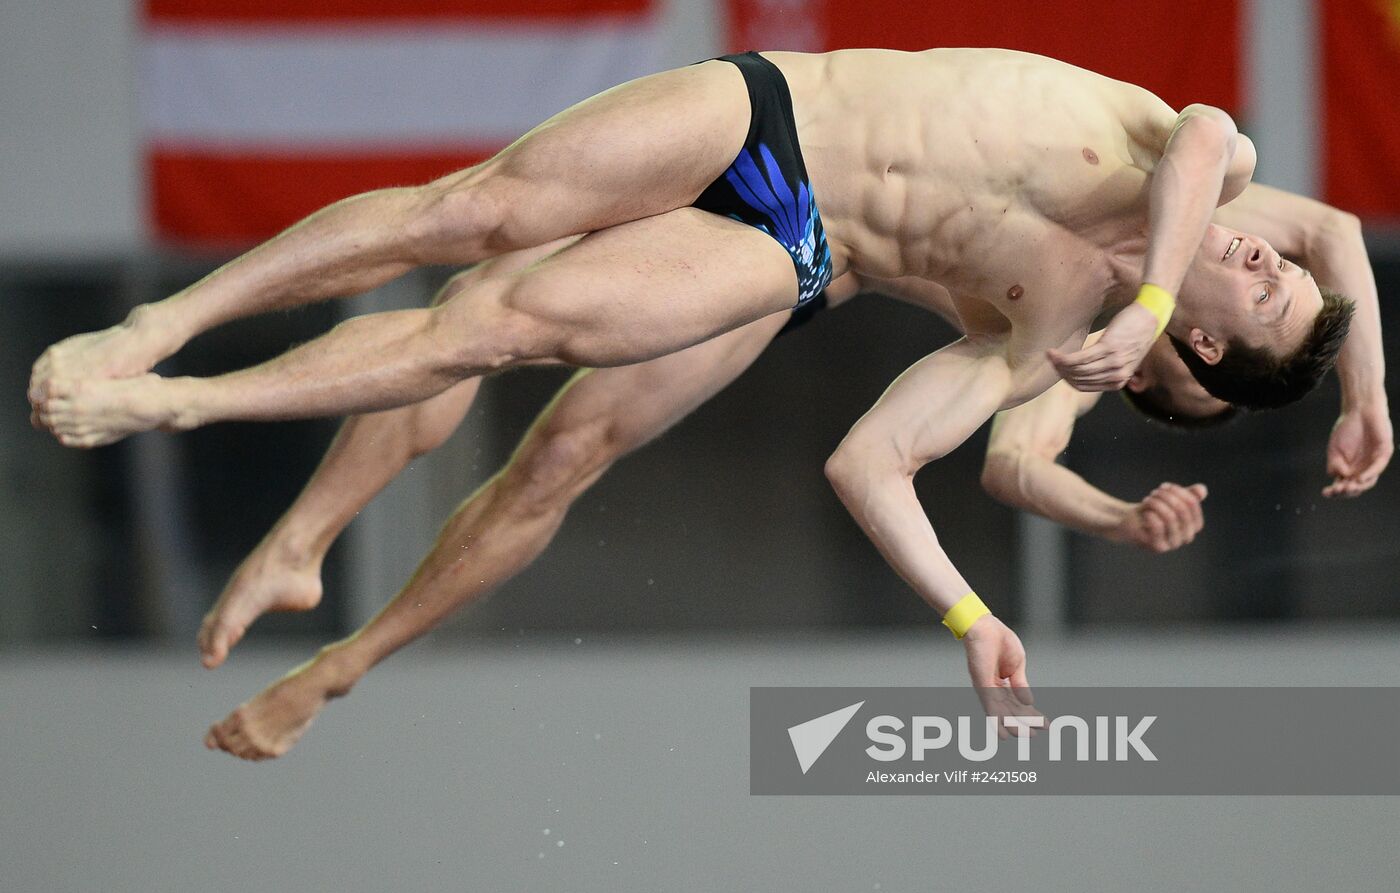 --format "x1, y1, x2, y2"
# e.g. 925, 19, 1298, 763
1047, 302, 1160, 392
1116, 483, 1208, 552
961, 615, 1042, 738
1324, 400, 1393, 497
